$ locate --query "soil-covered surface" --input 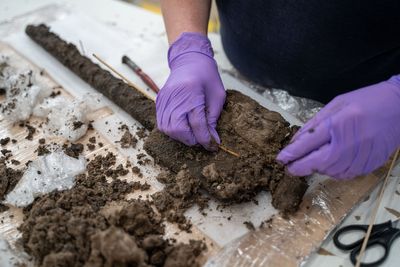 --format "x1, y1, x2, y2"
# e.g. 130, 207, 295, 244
25, 24, 156, 130
19, 152, 206, 267
145, 90, 308, 213
24, 24, 308, 214
0, 158, 23, 212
